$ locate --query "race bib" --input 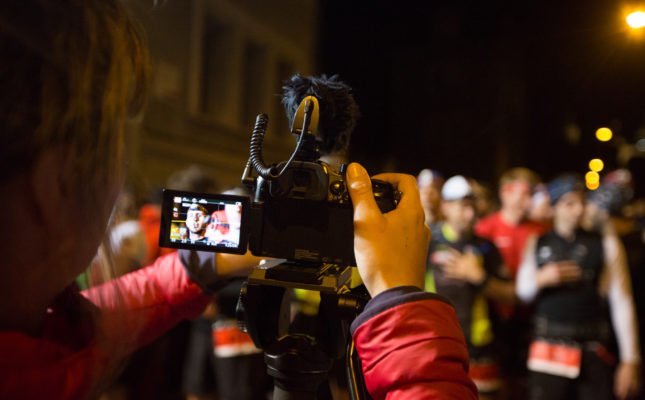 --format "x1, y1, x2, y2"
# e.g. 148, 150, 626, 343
527, 339, 582, 379
212, 318, 261, 358
469, 358, 501, 393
